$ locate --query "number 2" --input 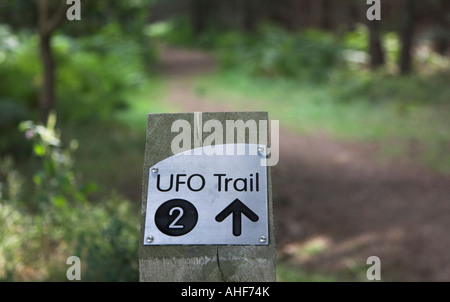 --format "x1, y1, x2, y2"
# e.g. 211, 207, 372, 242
168, 207, 184, 229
